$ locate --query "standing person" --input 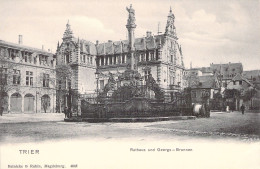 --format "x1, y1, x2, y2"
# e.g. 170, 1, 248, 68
68, 107, 72, 118
240, 104, 245, 115
64, 107, 68, 118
